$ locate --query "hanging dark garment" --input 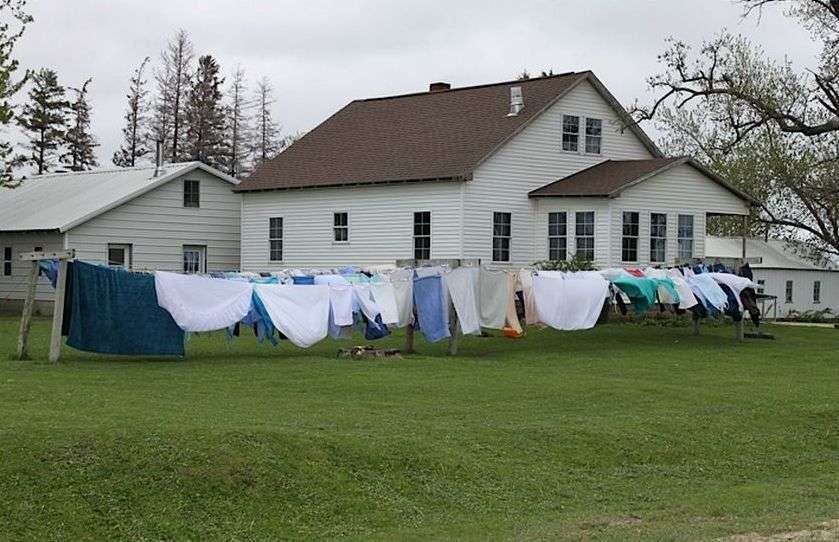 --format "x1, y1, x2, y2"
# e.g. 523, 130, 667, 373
739, 287, 761, 327
63, 261, 185, 356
